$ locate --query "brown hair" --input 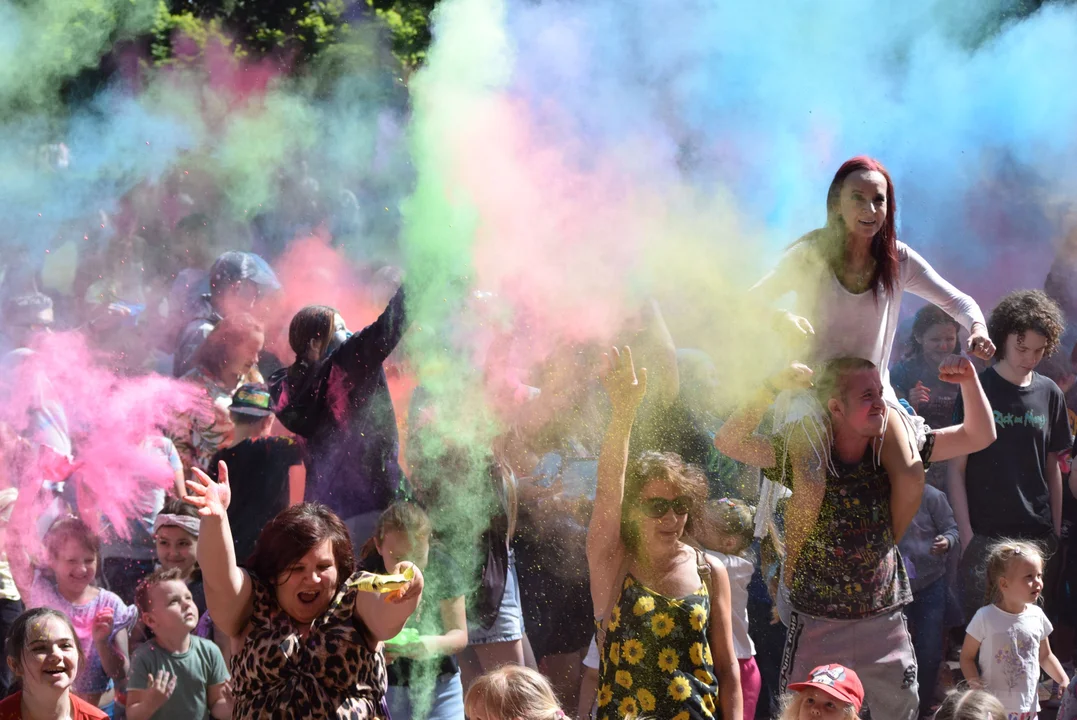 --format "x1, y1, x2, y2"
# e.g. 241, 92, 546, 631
44, 516, 100, 562
814, 357, 878, 404
287, 305, 336, 376
622, 452, 708, 553
463, 665, 563, 720
982, 538, 1045, 605
933, 689, 1006, 720
192, 312, 264, 378
7, 607, 85, 677
247, 503, 355, 588
359, 502, 432, 562
134, 566, 185, 613
988, 290, 1065, 361
905, 305, 960, 360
